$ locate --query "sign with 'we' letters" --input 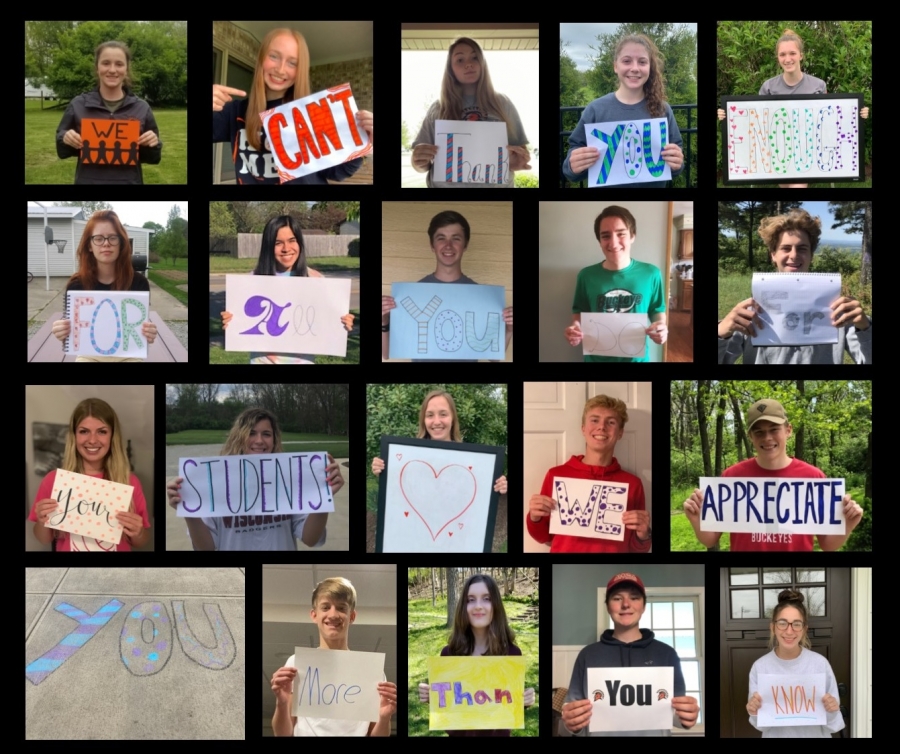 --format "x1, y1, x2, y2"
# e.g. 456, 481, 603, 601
549, 477, 629, 541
